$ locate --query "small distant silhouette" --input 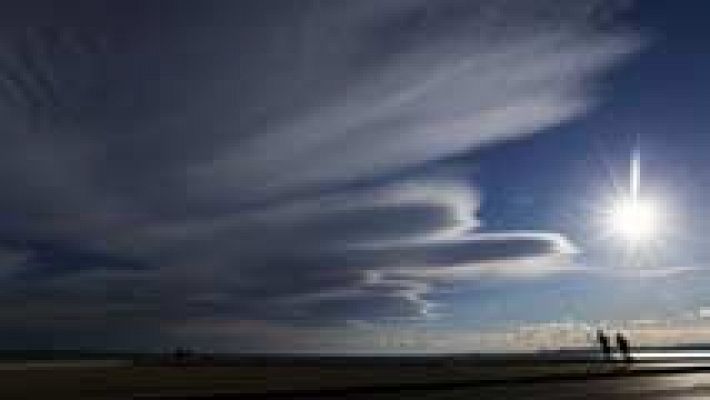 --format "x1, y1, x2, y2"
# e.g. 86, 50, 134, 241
173, 346, 193, 363
597, 329, 612, 362
616, 332, 632, 364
